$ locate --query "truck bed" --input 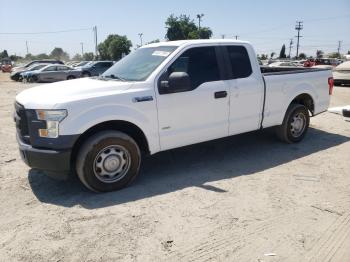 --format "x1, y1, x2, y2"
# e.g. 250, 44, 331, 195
261, 66, 329, 75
